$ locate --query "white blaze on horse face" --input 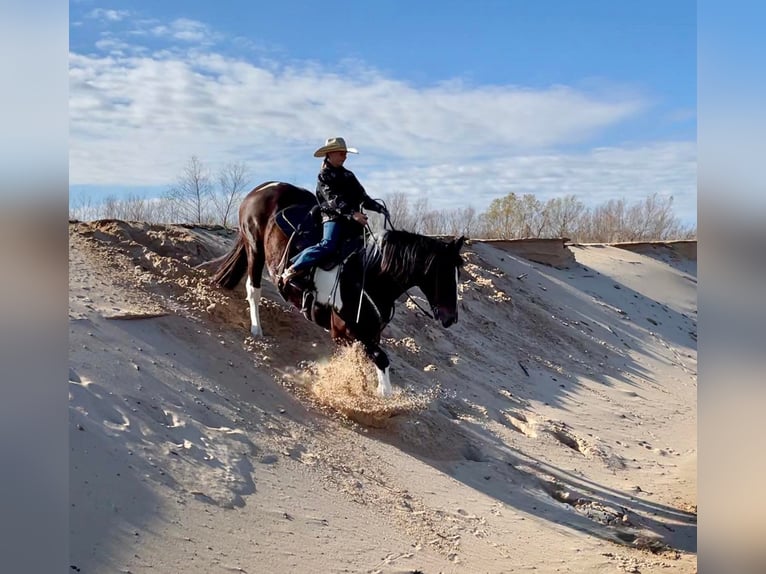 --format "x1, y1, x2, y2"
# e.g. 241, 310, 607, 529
245, 276, 263, 337
376, 366, 392, 397
313, 267, 344, 311
455, 268, 460, 302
